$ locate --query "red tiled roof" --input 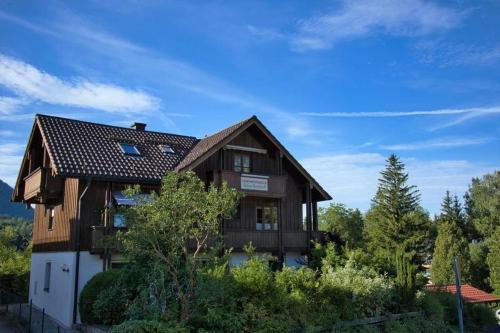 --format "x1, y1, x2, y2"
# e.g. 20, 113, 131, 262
425, 284, 500, 304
